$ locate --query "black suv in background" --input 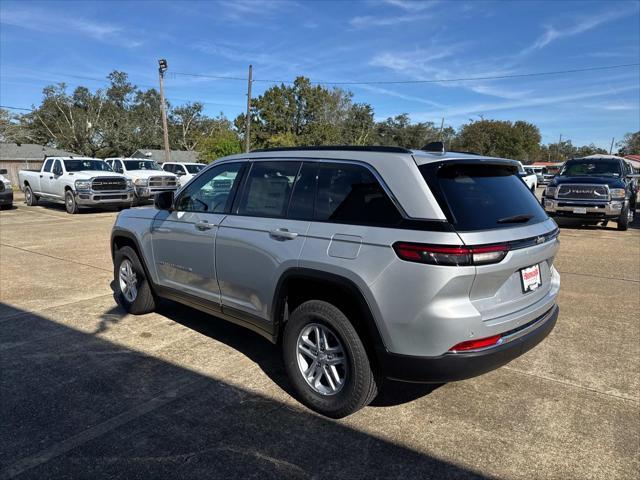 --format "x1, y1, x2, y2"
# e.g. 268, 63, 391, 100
543, 155, 638, 230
